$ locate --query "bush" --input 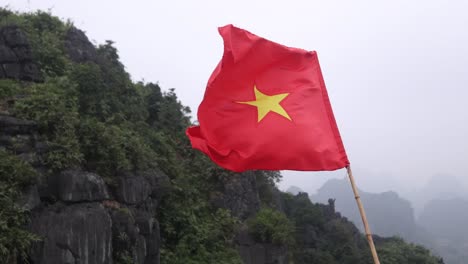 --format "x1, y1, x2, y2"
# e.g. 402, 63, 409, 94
13, 77, 82, 171
247, 207, 295, 246
0, 9, 69, 77
0, 79, 21, 100
0, 150, 39, 261
378, 237, 444, 264
78, 118, 157, 177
